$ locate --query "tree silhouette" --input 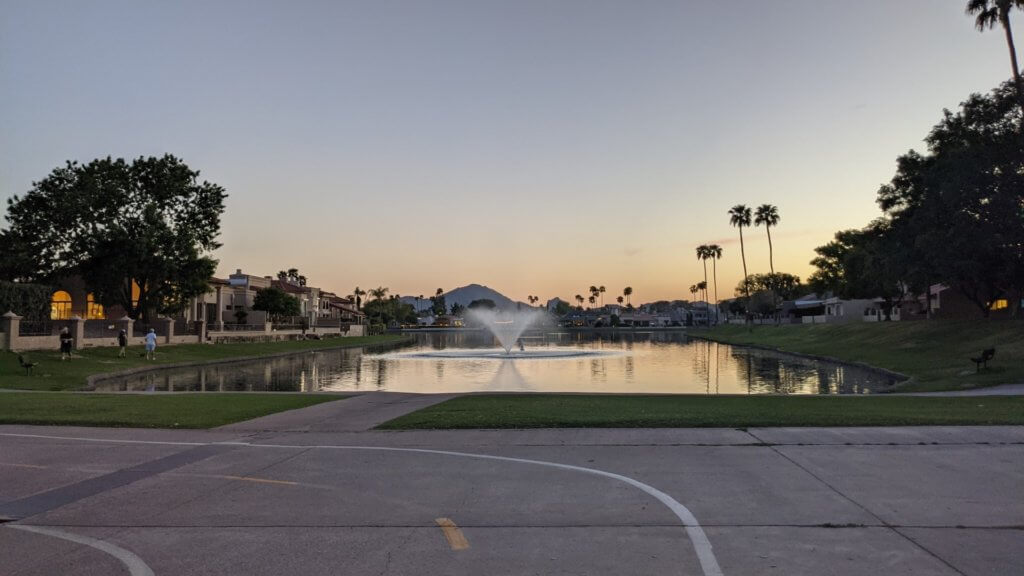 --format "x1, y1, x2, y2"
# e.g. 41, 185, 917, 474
729, 205, 753, 315
967, 0, 1024, 117
755, 204, 781, 275
708, 244, 723, 324
623, 286, 633, 306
